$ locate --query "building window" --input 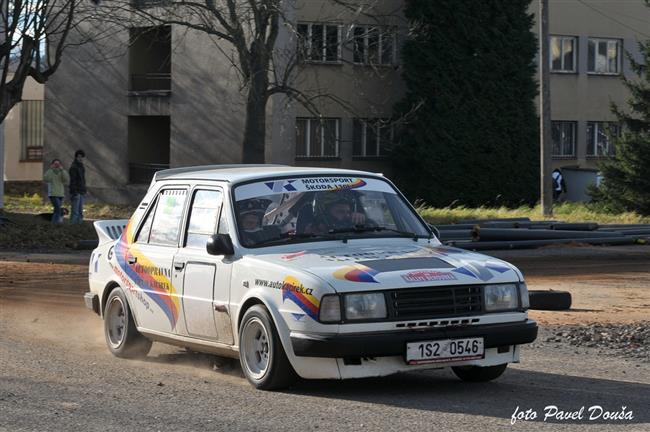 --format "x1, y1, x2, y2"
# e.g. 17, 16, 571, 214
296, 118, 340, 158
20, 100, 44, 161
550, 36, 576, 72
297, 23, 341, 63
551, 121, 576, 158
352, 25, 396, 65
587, 121, 619, 157
588, 38, 620, 75
353, 119, 392, 157
129, 26, 171, 93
